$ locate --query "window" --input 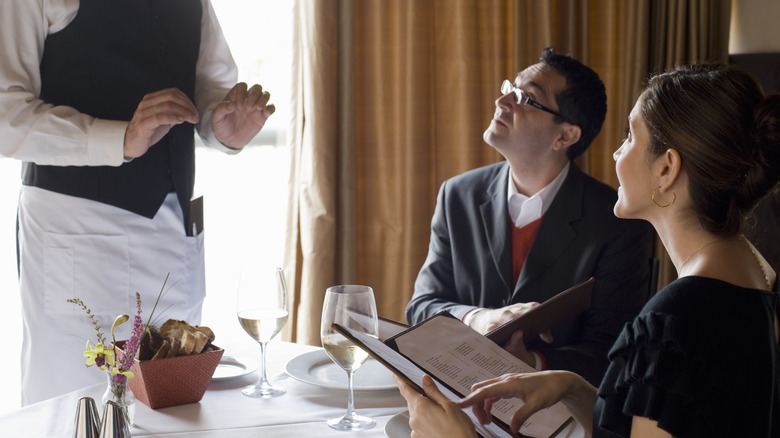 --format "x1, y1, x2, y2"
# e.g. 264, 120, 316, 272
209, 0, 292, 147
196, 0, 292, 346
